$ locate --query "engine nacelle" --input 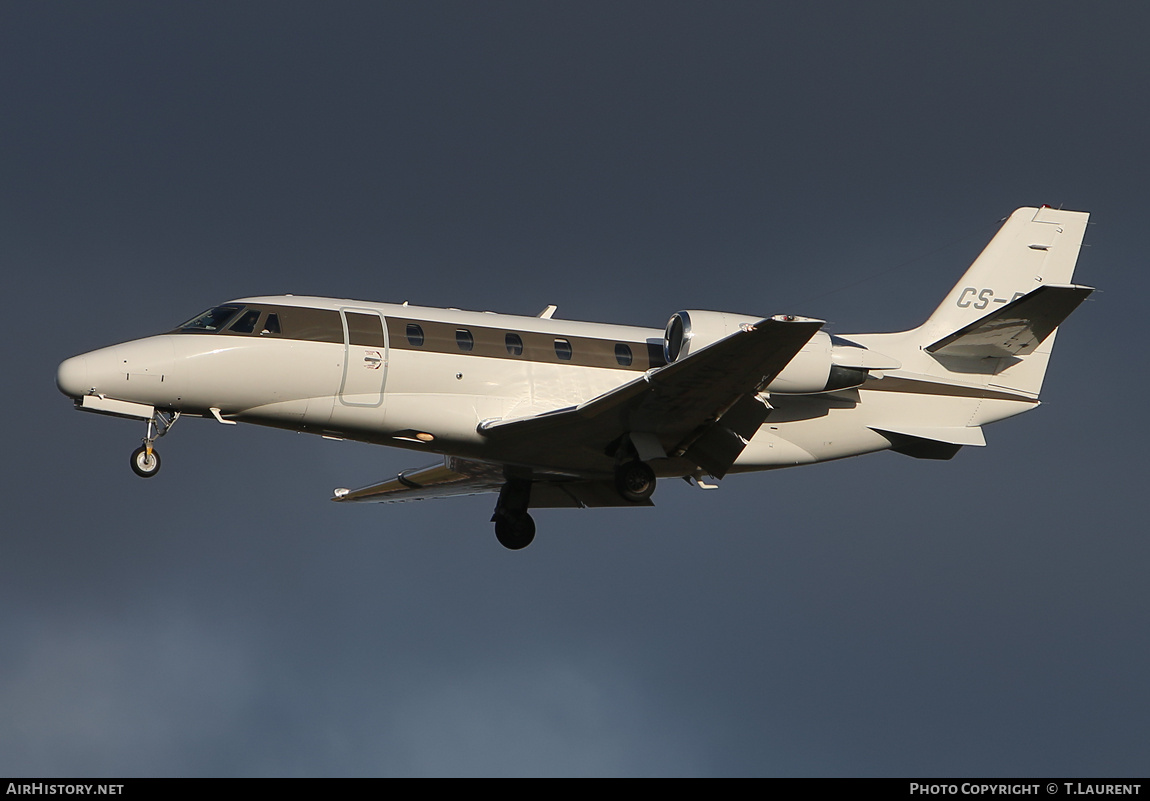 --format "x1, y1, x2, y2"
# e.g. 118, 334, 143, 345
664, 311, 900, 394
663, 310, 761, 362
768, 331, 870, 394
